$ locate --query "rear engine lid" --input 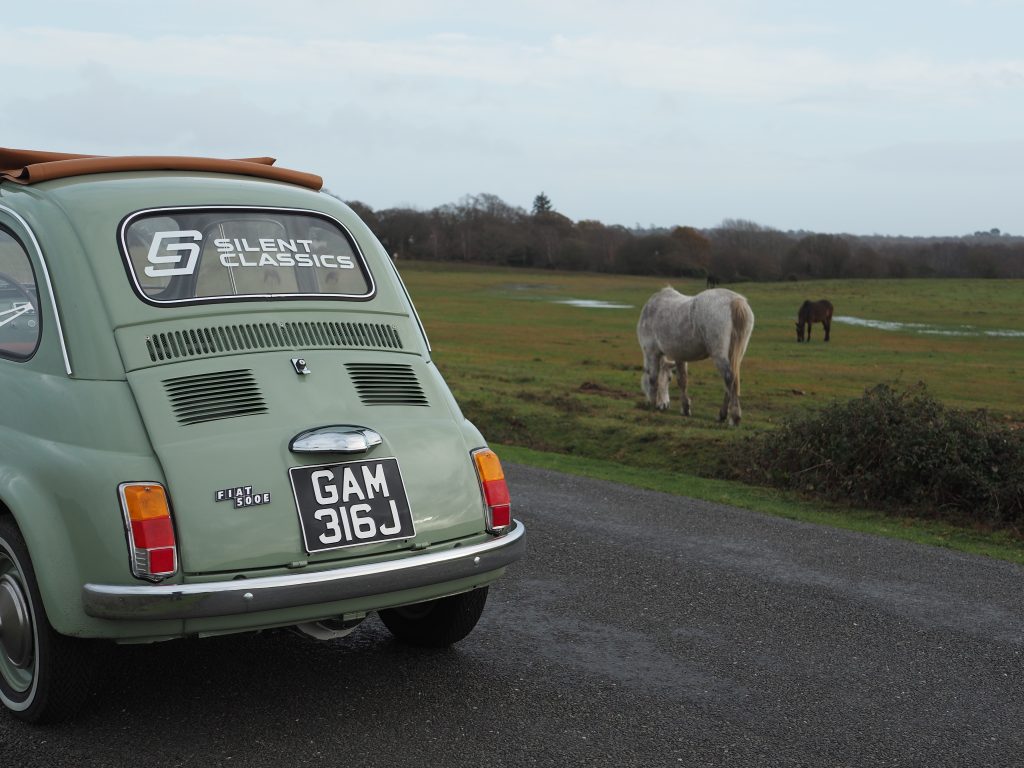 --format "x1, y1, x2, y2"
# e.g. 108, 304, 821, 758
124, 350, 486, 574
